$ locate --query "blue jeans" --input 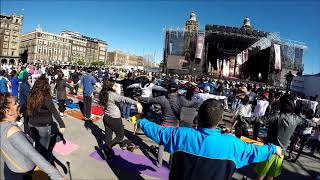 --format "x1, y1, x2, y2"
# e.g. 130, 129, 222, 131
121, 102, 131, 118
